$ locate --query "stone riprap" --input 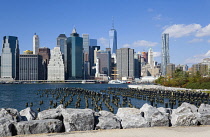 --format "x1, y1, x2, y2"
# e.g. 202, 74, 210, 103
1, 102, 210, 137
